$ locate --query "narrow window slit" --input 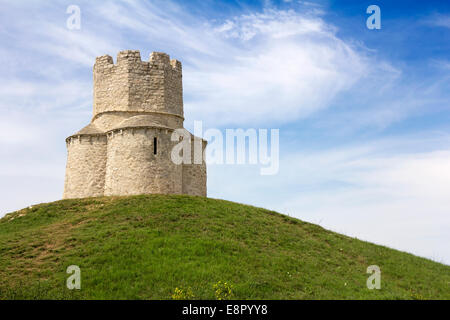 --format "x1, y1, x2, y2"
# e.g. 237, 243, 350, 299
154, 137, 157, 155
